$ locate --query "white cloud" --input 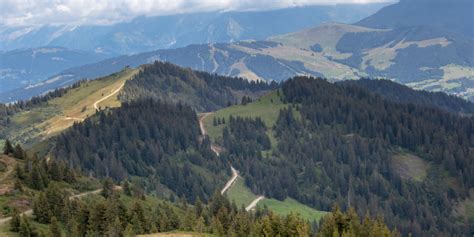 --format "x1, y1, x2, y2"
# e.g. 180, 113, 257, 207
0, 0, 394, 27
